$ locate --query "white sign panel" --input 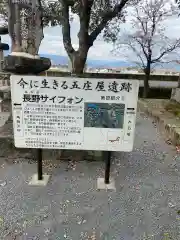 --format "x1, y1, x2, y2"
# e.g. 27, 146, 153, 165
10, 75, 139, 152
